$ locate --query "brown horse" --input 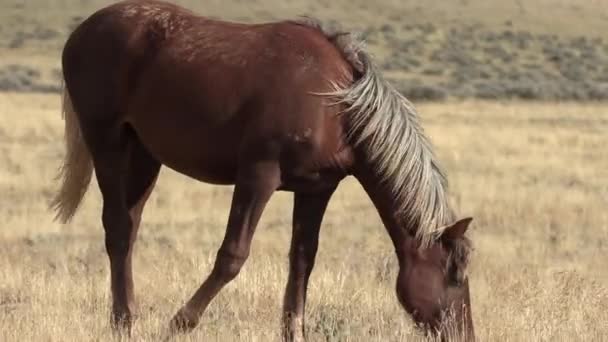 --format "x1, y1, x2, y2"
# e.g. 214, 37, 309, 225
50, 0, 475, 341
